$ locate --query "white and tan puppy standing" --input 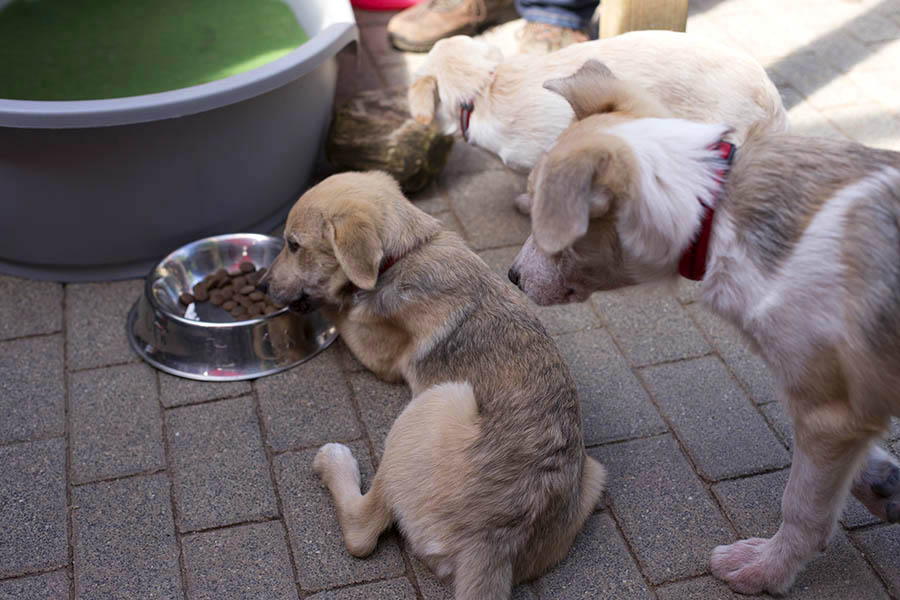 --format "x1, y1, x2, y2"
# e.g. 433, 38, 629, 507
258, 171, 605, 600
508, 80, 900, 595
409, 30, 787, 173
